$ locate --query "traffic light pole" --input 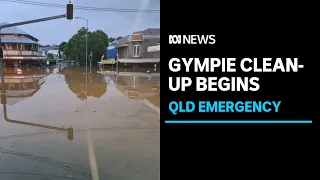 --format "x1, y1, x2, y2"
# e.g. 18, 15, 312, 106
2, 104, 74, 141
0, 14, 66, 30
